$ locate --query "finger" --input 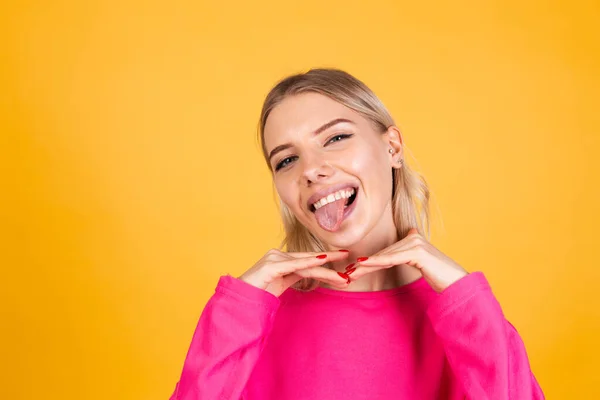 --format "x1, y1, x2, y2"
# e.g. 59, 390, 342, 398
283, 273, 348, 289
405, 227, 419, 237
282, 275, 348, 290
280, 265, 349, 288
286, 250, 350, 261
371, 229, 421, 257
295, 265, 349, 287
271, 254, 344, 276
346, 264, 389, 281
356, 247, 422, 269
393, 228, 422, 249
281, 272, 303, 289
372, 239, 412, 257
